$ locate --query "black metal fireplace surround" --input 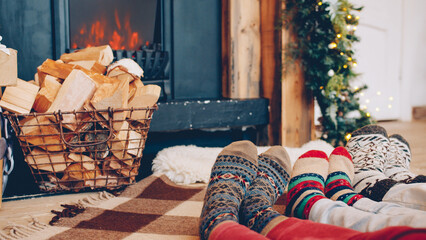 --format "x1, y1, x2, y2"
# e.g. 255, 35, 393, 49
0, 0, 268, 198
